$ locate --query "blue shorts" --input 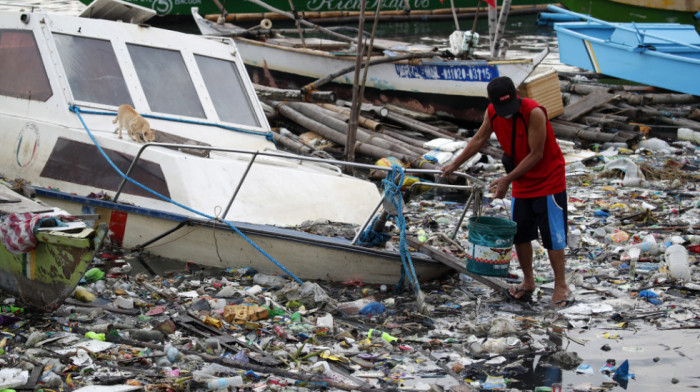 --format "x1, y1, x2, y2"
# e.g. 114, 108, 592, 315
511, 191, 568, 250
